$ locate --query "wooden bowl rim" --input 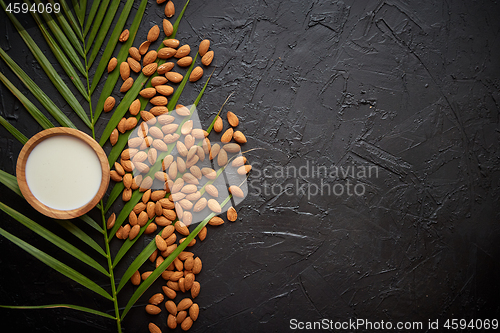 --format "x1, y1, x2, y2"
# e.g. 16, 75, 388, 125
16, 127, 110, 219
